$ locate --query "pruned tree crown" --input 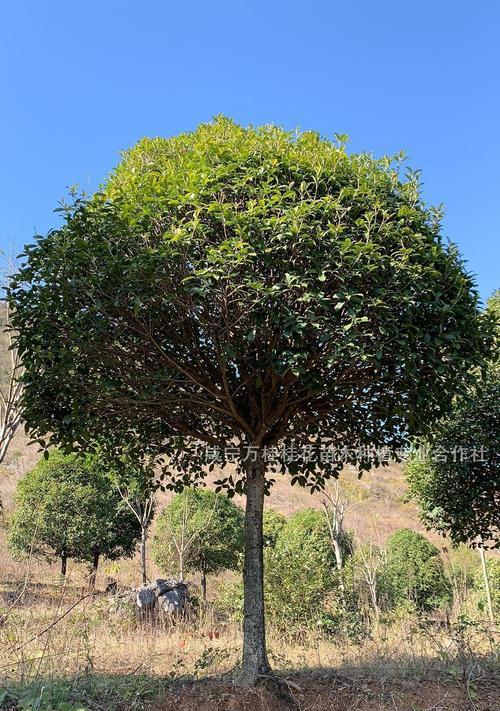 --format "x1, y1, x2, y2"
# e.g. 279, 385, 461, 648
10, 117, 491, 493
